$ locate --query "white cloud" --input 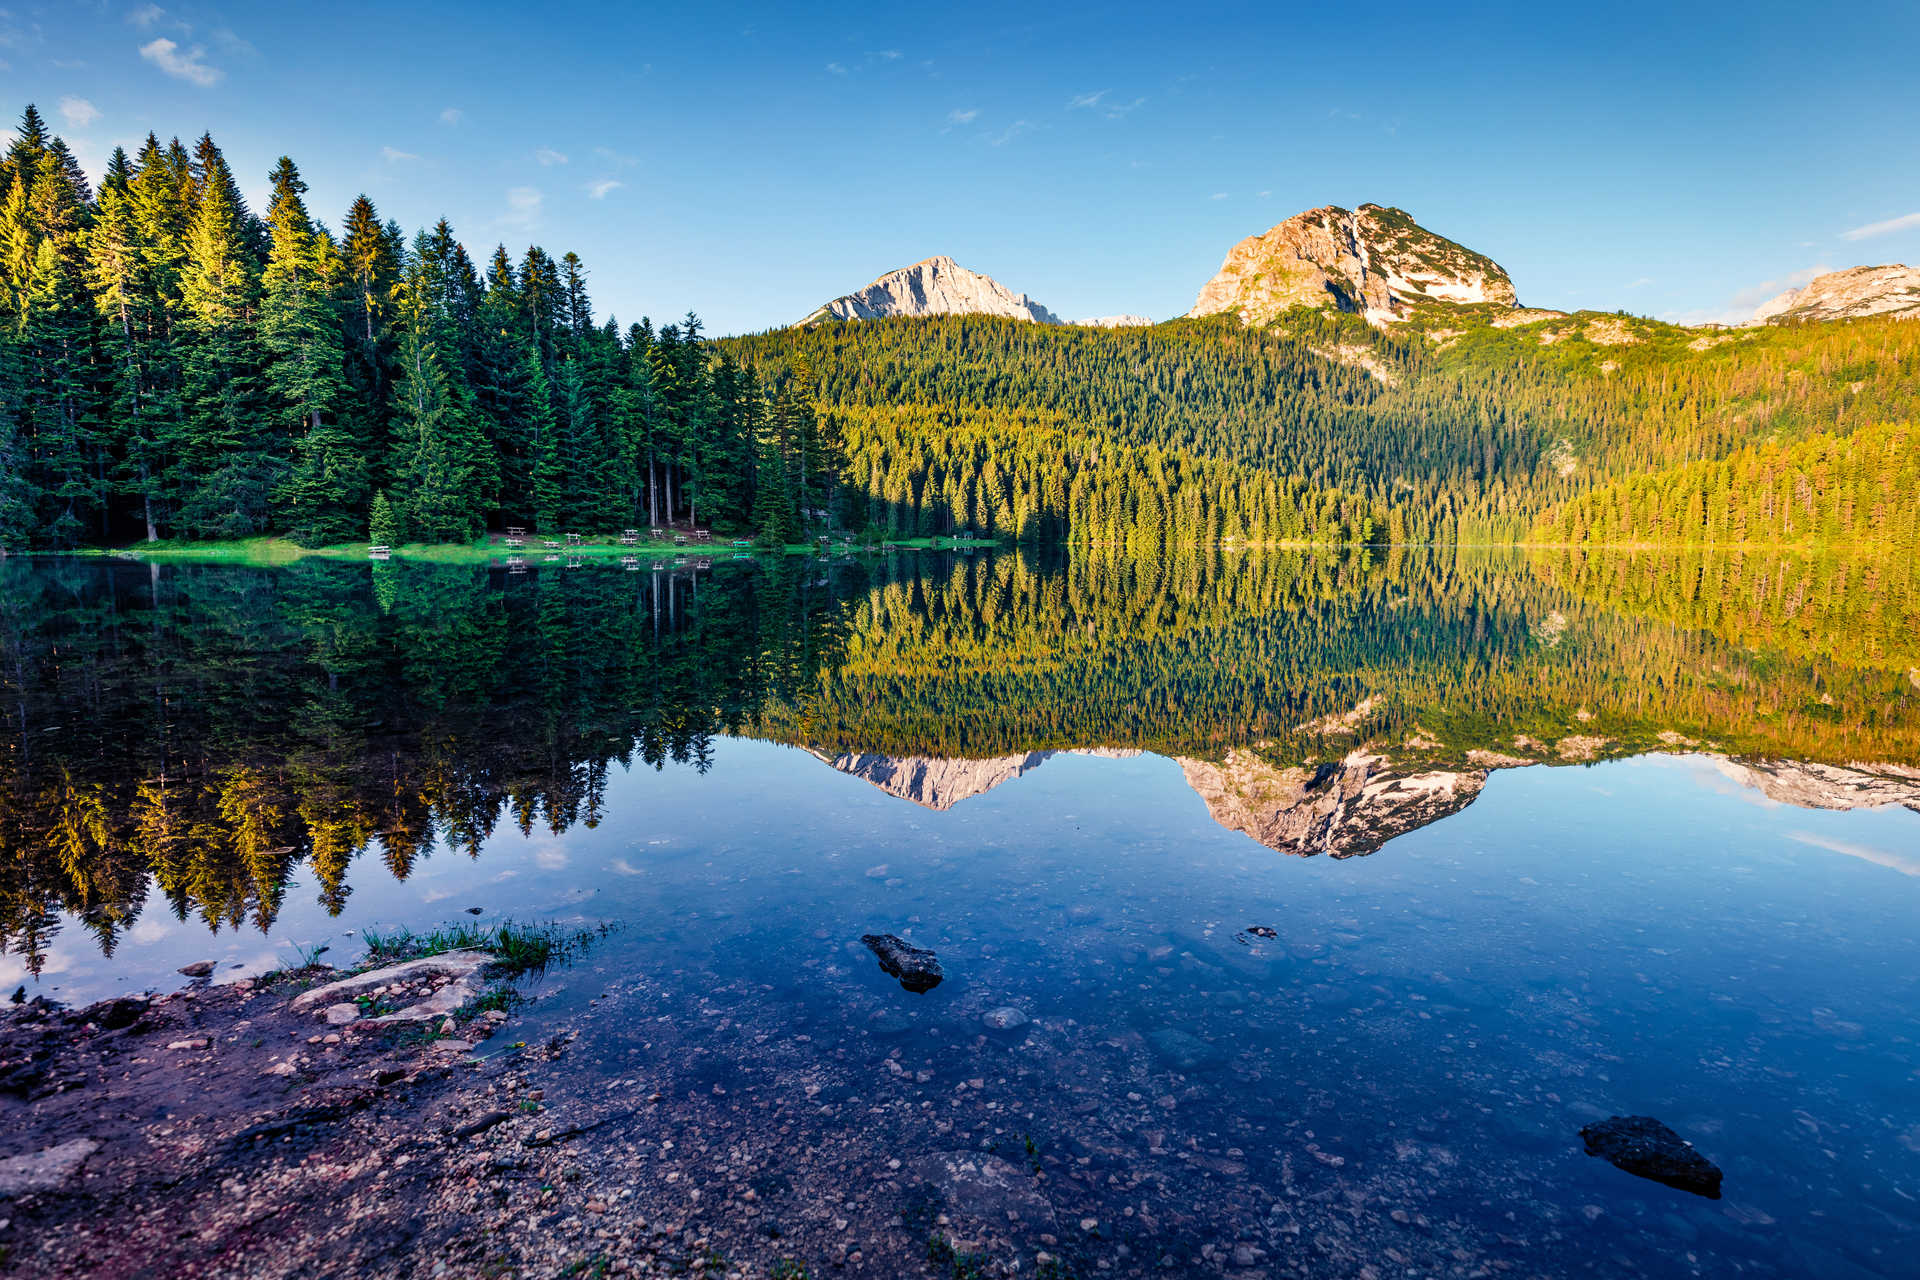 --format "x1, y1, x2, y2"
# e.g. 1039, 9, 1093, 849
1209, 192, 1228, 200
534, 847, 568, 870
593, 145, 639, 167
127, 4, 165, 28
587, 178, 622, 199
439, 106, 462, 125
1069, 89, 1144, 119
1841, 211, 1920, 241
825, 61, 847, 75
210, 26, 254, 56
1625, 276, 1653, 289
58, 95, 99, 128
503, 186, 542, 230
873, 48, 902, 60
534, 147, 568, 166
382, 146, 419, 163
139, 37, 221, 86
946, 107, 978, 125
988, 119, 1034, 146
